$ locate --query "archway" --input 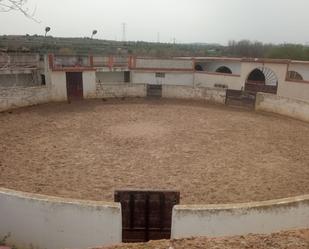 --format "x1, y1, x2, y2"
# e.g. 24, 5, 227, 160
216, 66, 232, 74
245, 67, 278, 94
